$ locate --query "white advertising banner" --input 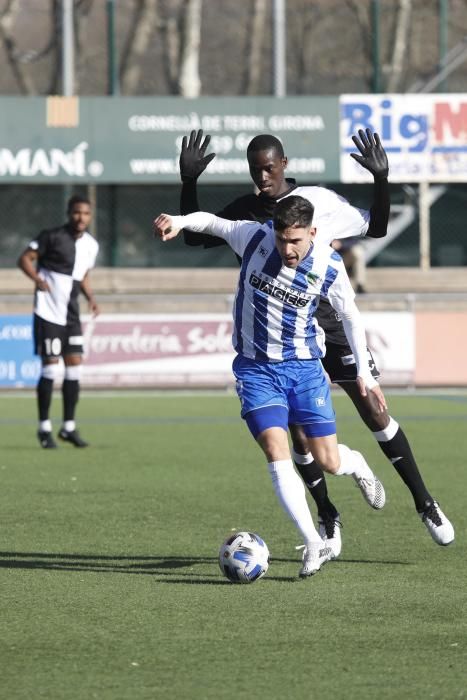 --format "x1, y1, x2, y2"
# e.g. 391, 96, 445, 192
340, 94, 467, 182
81, 314, 235, 387
361, 311, 415, 385
80, 312, 415, 388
